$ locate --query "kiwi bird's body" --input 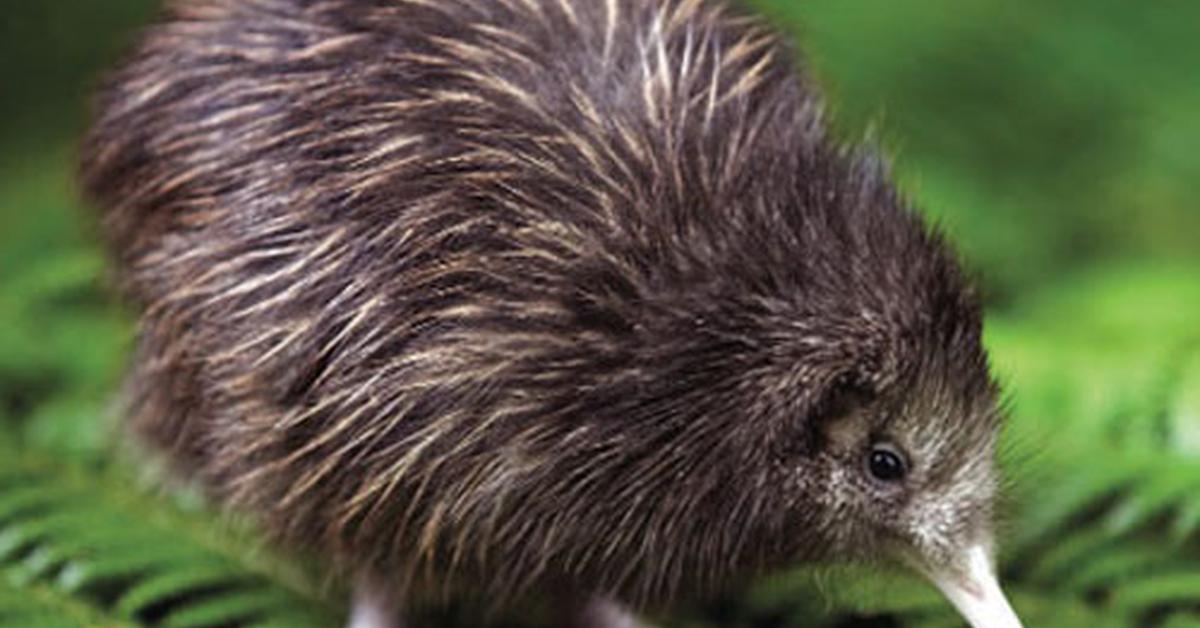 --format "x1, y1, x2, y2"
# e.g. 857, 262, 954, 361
82, 0, 1023, 626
